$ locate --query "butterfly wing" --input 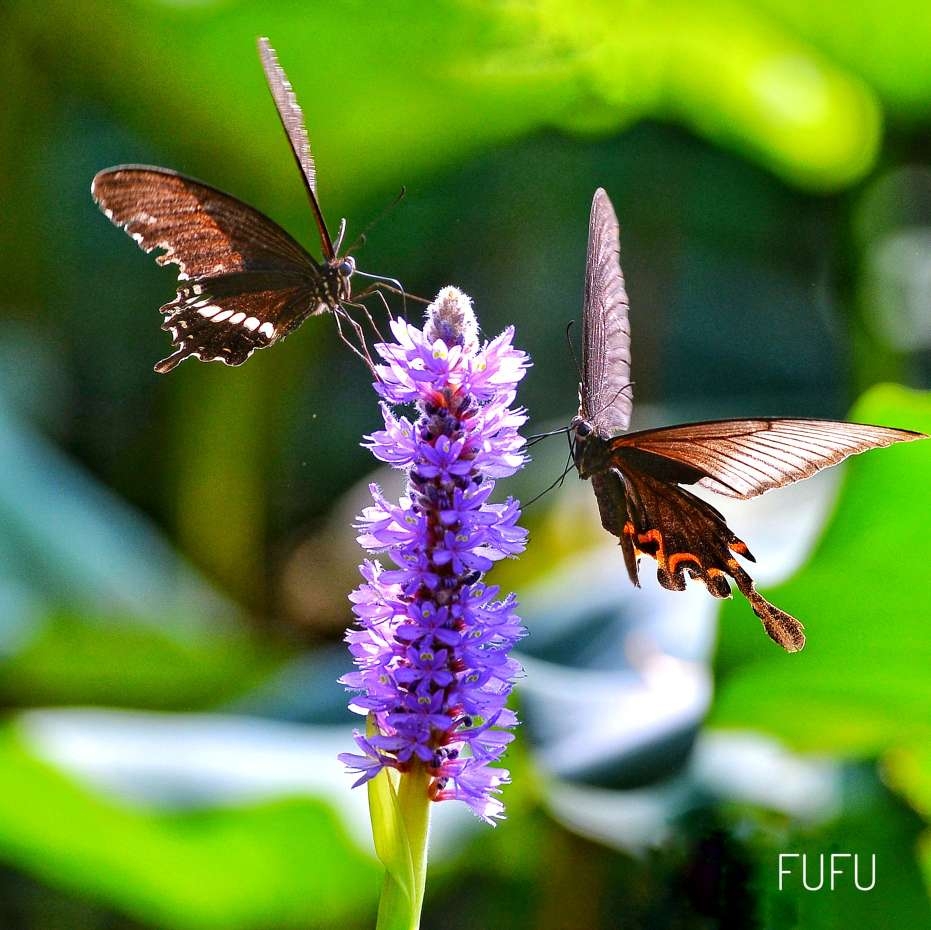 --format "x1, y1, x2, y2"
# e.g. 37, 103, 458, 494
603, 419, 924, 650
92, 166, 313, 277
612, 418, 925, 500
156, 274, 325, 373
257, 37, 334, 260
92, 166, 332, 371
609, 459, 806, 651
579, 188, 632, 438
